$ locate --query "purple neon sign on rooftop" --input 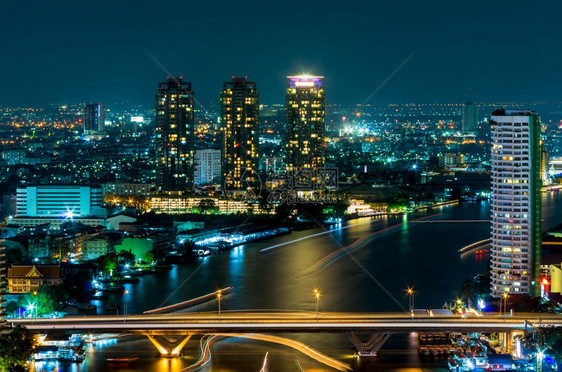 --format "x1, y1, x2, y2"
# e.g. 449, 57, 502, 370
287, 75, 323, 88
